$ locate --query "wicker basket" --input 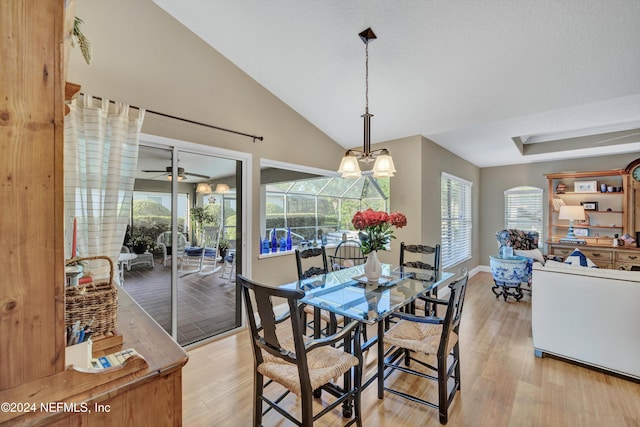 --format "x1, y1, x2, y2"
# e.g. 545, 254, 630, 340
65, 255, 118, 337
